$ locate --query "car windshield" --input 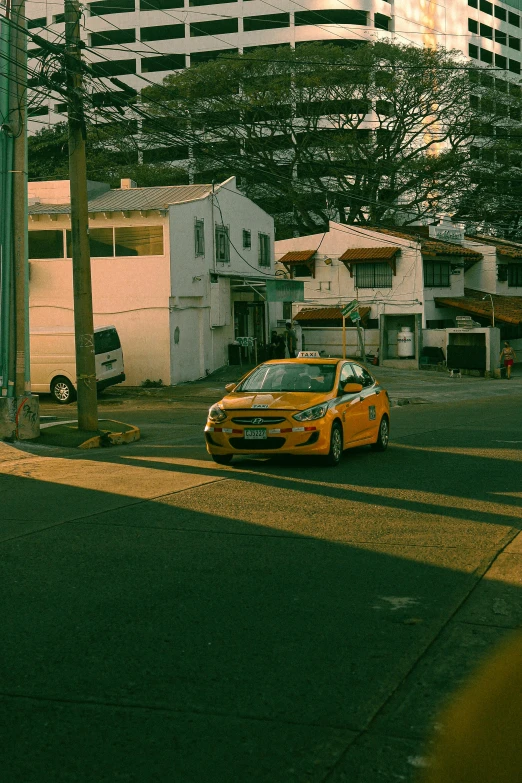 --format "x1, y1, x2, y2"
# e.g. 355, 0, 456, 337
237, 363, 337, 393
